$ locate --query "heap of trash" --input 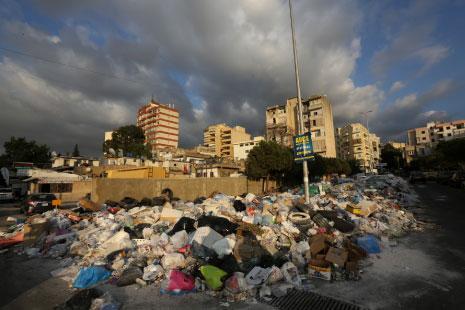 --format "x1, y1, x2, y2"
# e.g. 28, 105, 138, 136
0, 174, 422, 307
